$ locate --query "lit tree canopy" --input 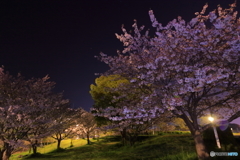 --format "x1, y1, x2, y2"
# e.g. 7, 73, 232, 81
96, 2, 240, 159
91, 74, 159, 145
90, 75, 130, 126
90, 74, 158, 128
90, 74, 129, 110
